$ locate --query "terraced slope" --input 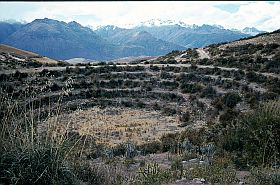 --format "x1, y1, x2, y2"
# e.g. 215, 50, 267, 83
1, 29, 280, 185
